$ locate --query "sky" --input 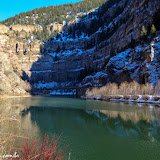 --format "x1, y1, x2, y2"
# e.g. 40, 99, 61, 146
0, 0, 81, 21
